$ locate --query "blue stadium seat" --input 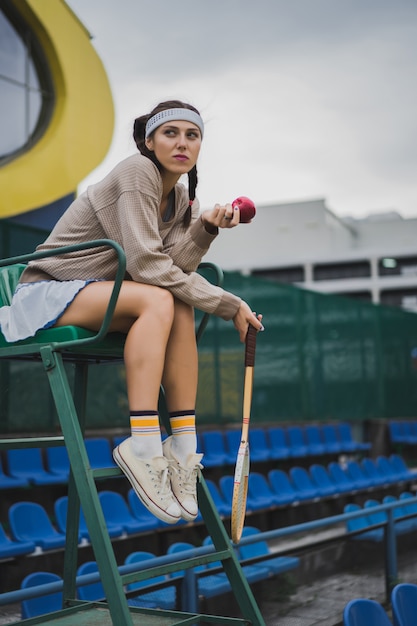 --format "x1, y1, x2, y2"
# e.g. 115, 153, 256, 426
363, 499, 388, 532
205, 479, 232, 517
268, 469, 299, 505
200, 431, 233, 467
389, 421, 412, 445
167, 541, 232, 599
238, 526, 300, 577
99, 491, 146, 535
287, 426, 309, 457
9, 502, 66, 551
389, 421, 403, 445
391, 582, 417, 626
382, 495, 415, 534
399, 492, 417, 529
364, 496, 414, 536
267, 427, 290, 460
124, 551, 176, 610
401, 422, 417, 444
0, 455, 29, 489
309, 464, 339, 497
127, 489, 163, 531
85, 438, 116, 469
225, 430, 242, 460
248, 472, 280, 509
361, 458, 389, 487
289, 467, 321, 500
248, 428, 271, 462
203, 535, 270, 585
410, 422, 417, 442
345, 461, 374, 490
322, 425, 343, 454
0, 522, 35, 558
55, 495, 127, 541
54, 496, 91, 542
45, 447, 70, 481
334, 422, 359, 452
304, 425, 327, 456
6, 448, 65, 485
344, 503, 383, 542
328, 462, 358, 493
337, 422, 371, 452
376, 456, 405, 483
20, 572, 63, 619
389, 455, 417, 481
77, 561, 105, 601
343, 598, 393, 625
